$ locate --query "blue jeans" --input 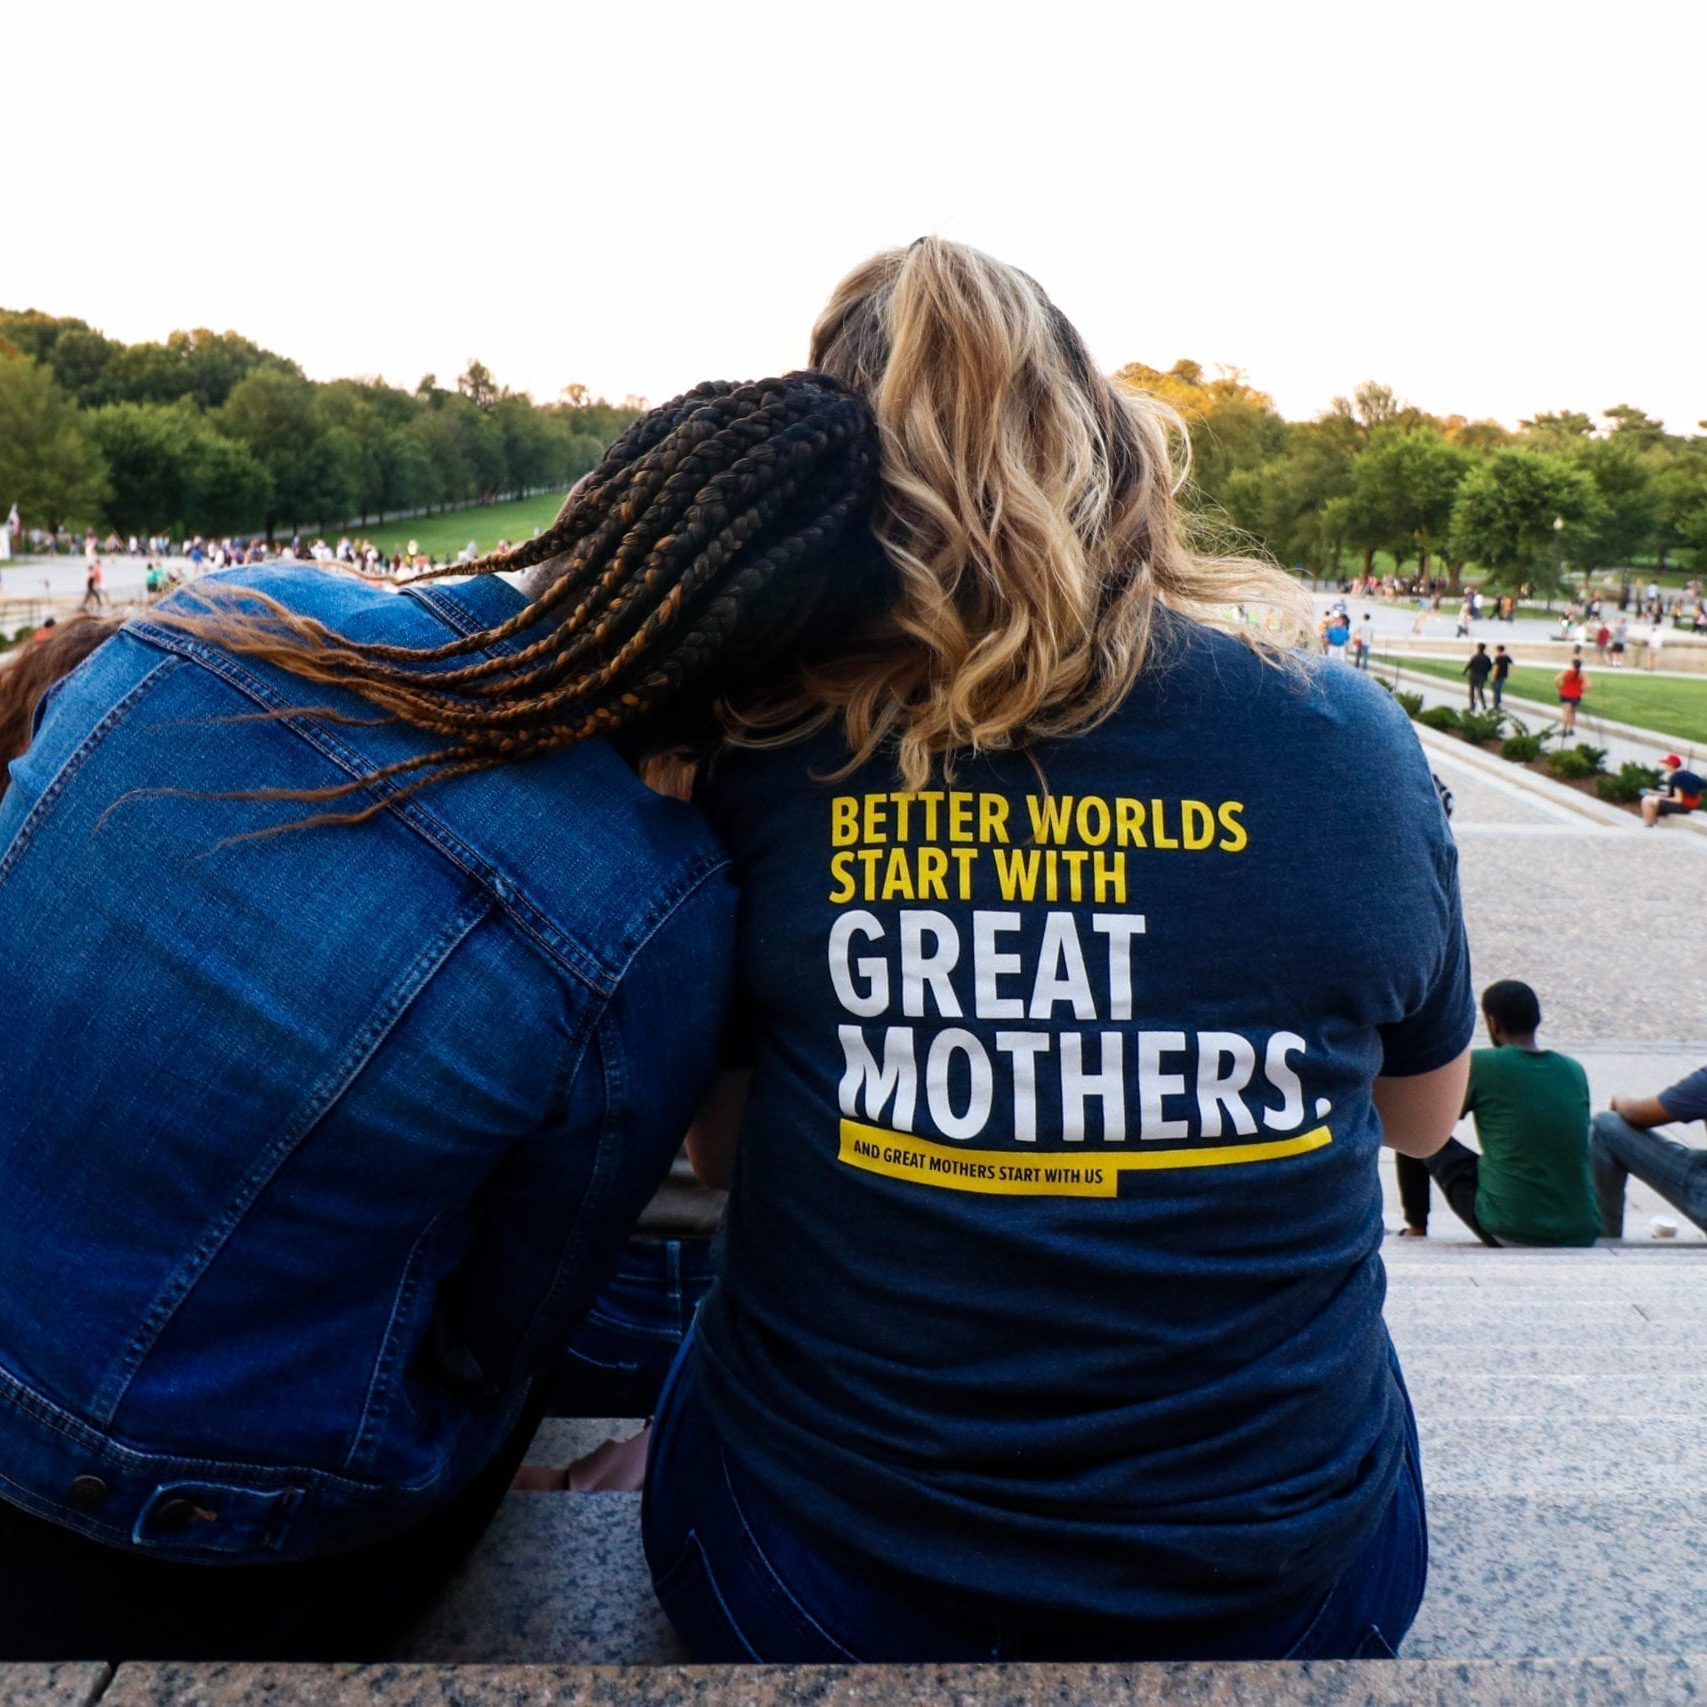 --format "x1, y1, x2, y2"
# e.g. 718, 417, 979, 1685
551, 1238, 717, 1417
642, 1337, 1427, 1663
1590, 1111, 1707, 1237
